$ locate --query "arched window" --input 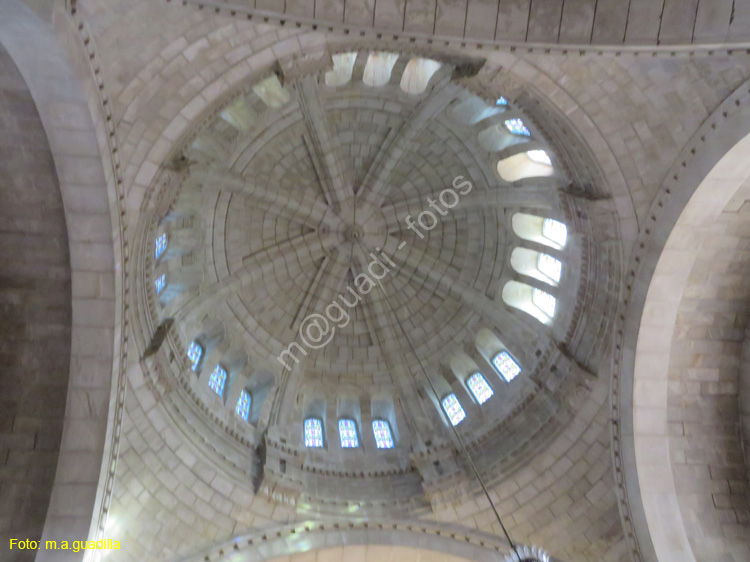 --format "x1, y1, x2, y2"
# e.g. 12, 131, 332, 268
532, 288, 556, 319
400, 57, 441, 94
372, 419, 395, 449
527, 149, 552, 165
252, 75, 290, 108
537, 253, 562, 283
154, 273, 166, 294
466, 372, 494, 404
542, 218, 567, 246
510, 248, 562, 287
208, 364, 227, 397
497, 151, 554, 182
451, 95, 503, 125
304, 417, 324, 448
155, 233, 167, 259
236, 389, 251, 421
512, 213, 567, 250
441, 393, 466, 426
187, 341, 203, 371
220, 96, 257, 131
363, 52, 399, 87
325, 52, 357, 87
338, 418, 359, 448
502, 280, 557, 325
492, 351, 522, 382
504, 118, 530, 137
